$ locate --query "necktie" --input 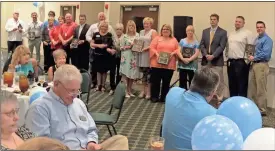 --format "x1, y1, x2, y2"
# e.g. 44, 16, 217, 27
209, 30, 215, 54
